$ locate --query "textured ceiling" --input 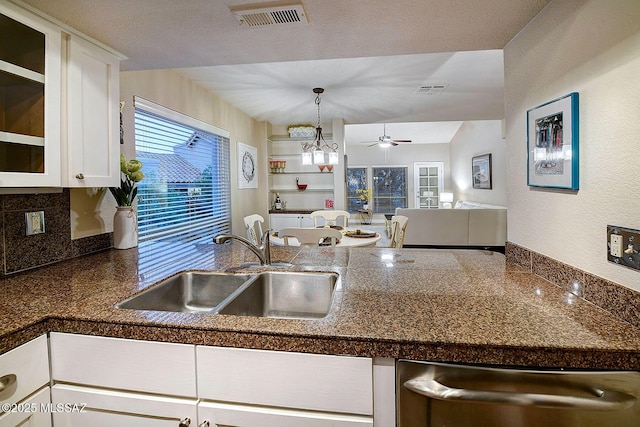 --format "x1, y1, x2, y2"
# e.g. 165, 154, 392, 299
18, 0, 551, 141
